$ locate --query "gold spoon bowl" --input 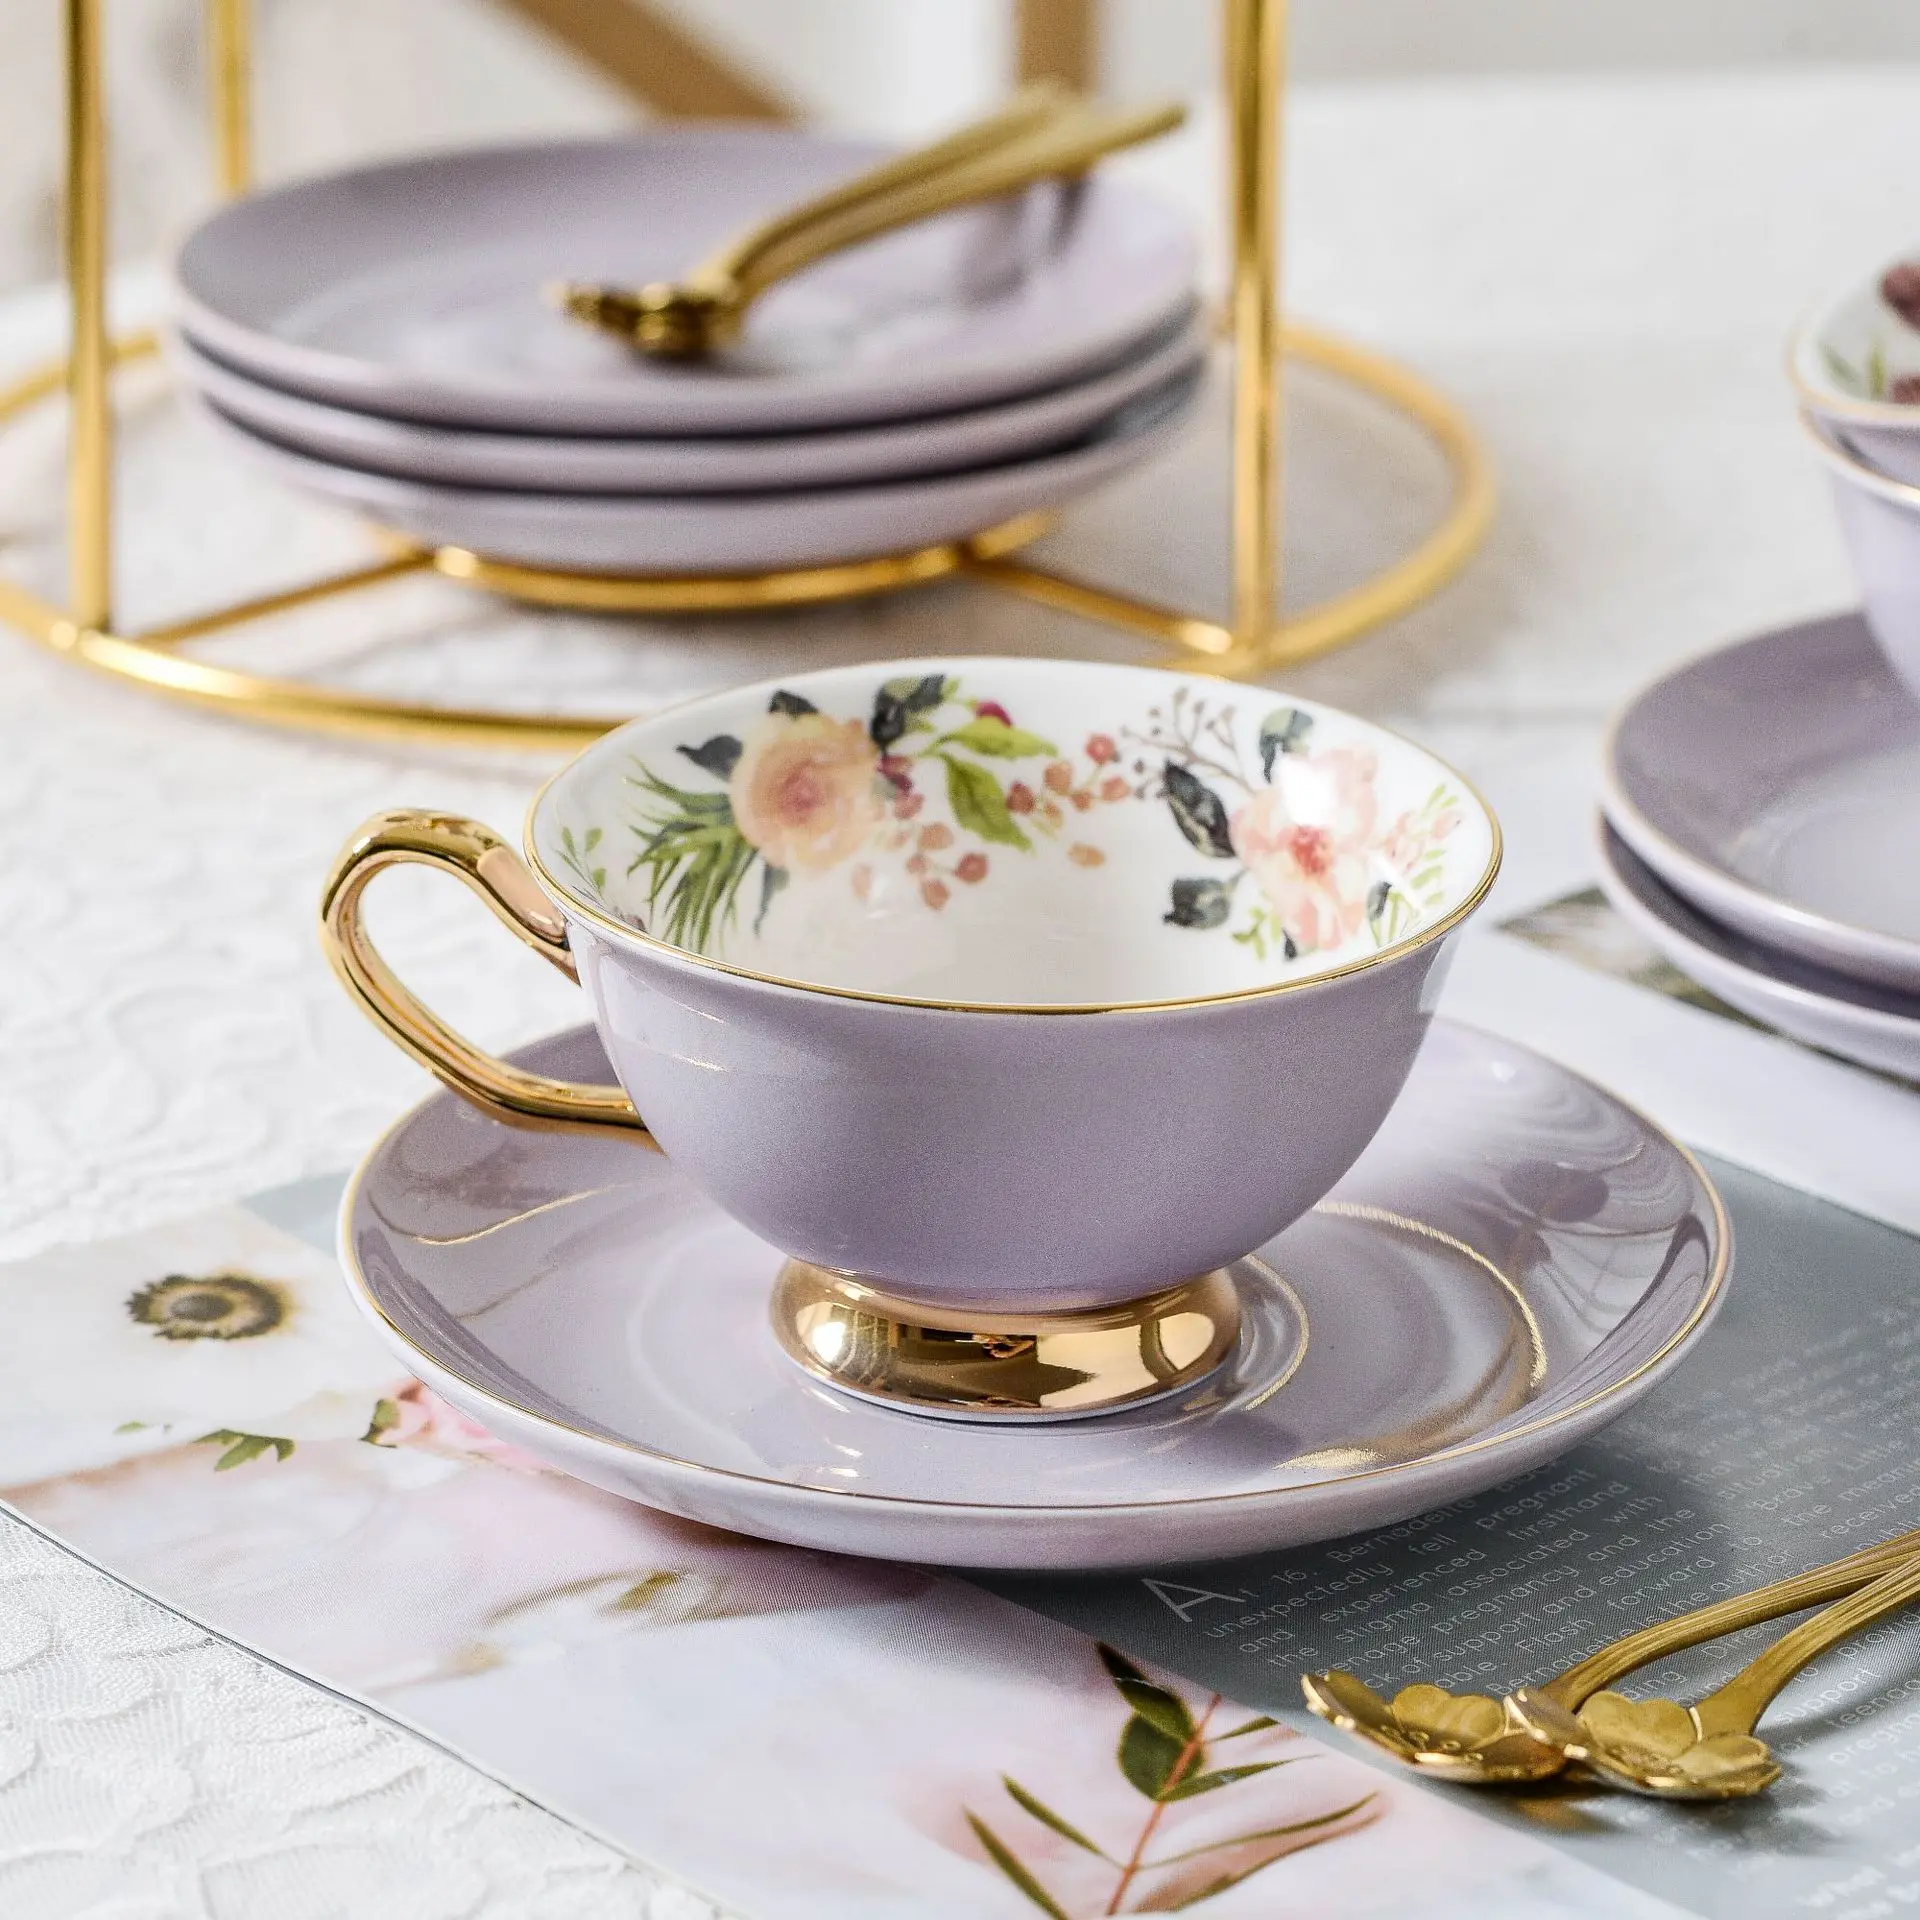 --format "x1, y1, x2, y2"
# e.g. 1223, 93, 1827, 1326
1303, 1525, 1920, 1788
1509, 1548, 1920, 1800
1300, 1673, 1565, 1784
556, 89, 1186, 361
